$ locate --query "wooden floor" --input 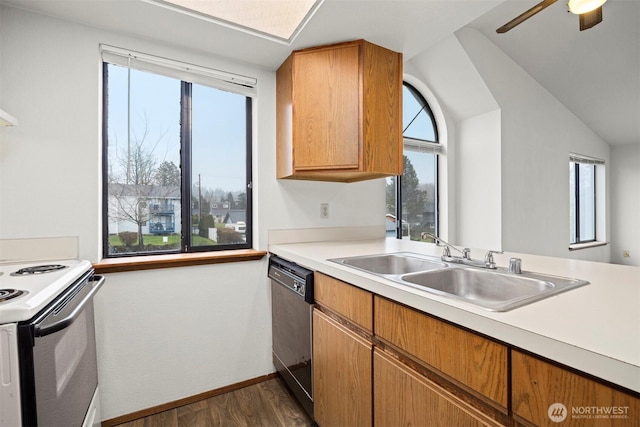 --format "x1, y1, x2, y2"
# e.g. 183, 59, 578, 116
113, 378, 315, 427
